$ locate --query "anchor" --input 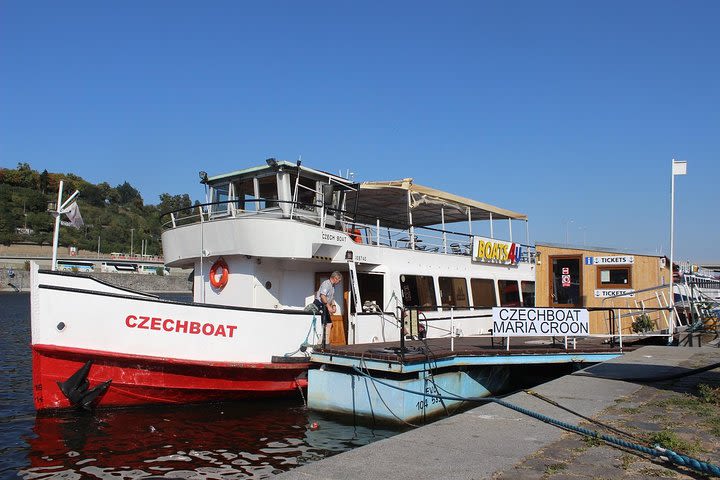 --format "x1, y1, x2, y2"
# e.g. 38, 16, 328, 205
57, 360, 112, 410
